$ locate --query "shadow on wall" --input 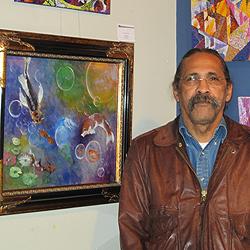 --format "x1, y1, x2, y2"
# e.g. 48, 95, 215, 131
91, 203, 120, 250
